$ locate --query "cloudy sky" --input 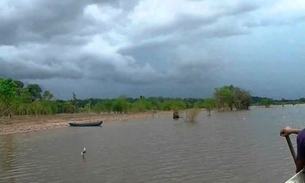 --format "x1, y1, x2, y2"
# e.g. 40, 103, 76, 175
0, 0, 304, 100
